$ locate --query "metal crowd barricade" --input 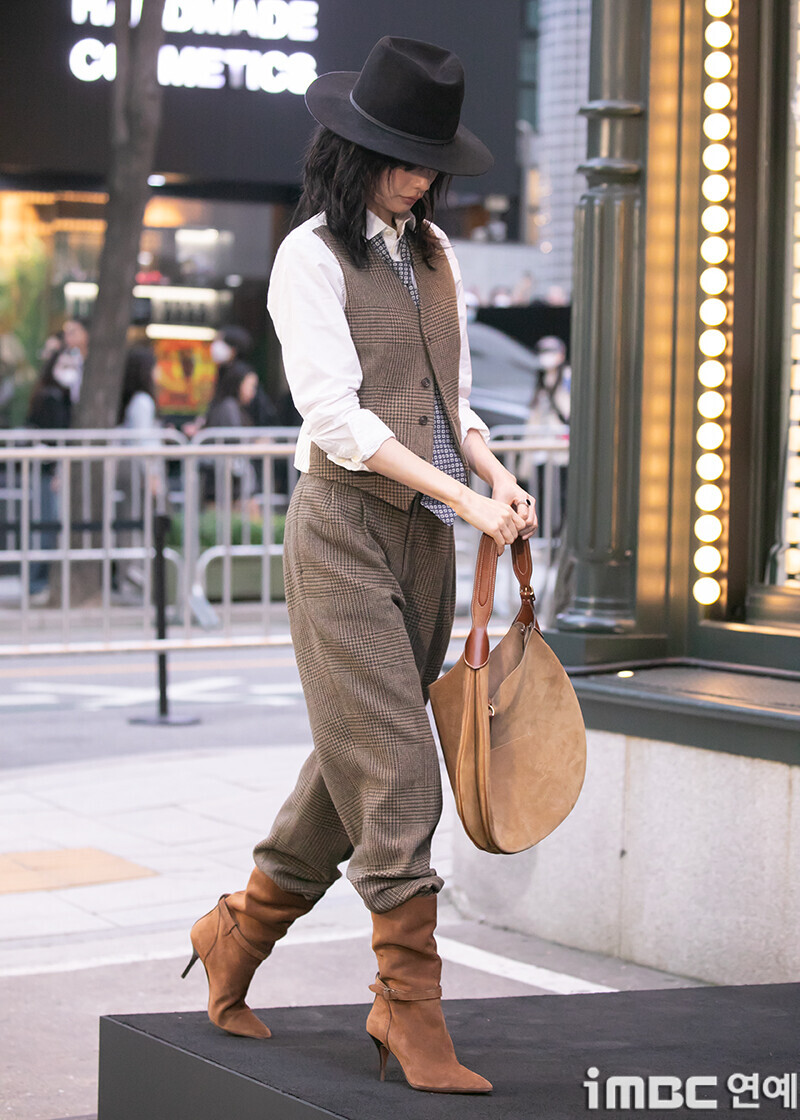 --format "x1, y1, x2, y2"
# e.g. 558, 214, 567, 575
0, 431, 569, 657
